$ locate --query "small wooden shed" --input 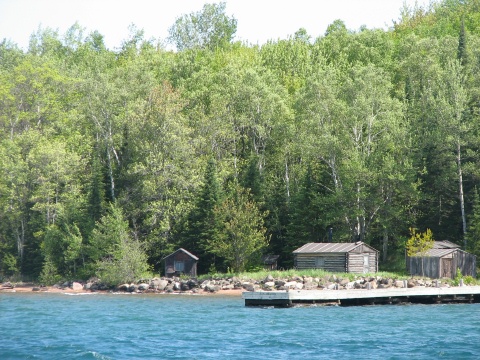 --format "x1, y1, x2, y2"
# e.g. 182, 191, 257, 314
406, 241, 477, 279
262, 254, 280, 271
293, 242, 378, 273
163, 248, 199, 278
